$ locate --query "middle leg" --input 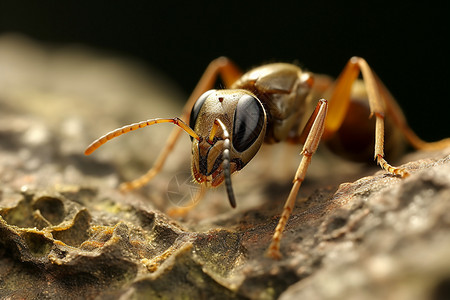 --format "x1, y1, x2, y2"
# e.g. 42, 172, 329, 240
323, 57, 409, 177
